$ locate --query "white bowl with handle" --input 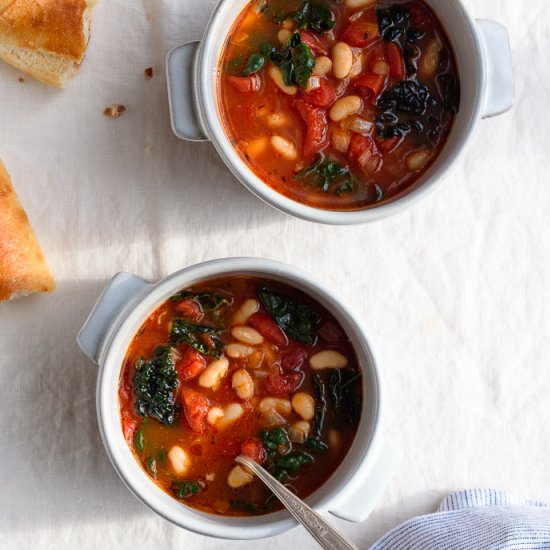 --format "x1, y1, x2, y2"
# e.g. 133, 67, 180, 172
77, 257, 400, 540
166, 0, 514, 225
